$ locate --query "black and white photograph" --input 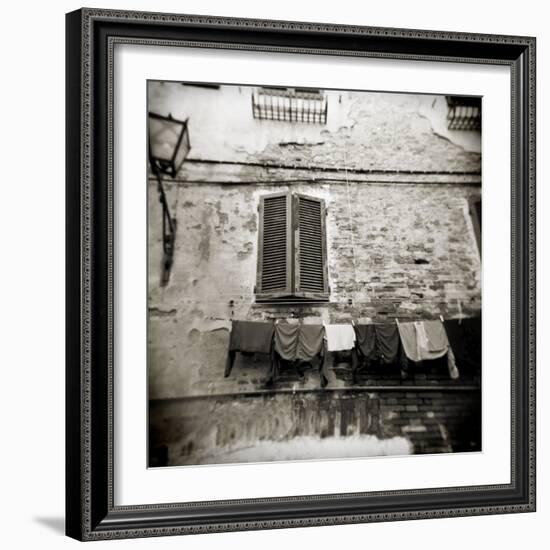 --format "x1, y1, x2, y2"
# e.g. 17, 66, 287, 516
147, 82, 482, 468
